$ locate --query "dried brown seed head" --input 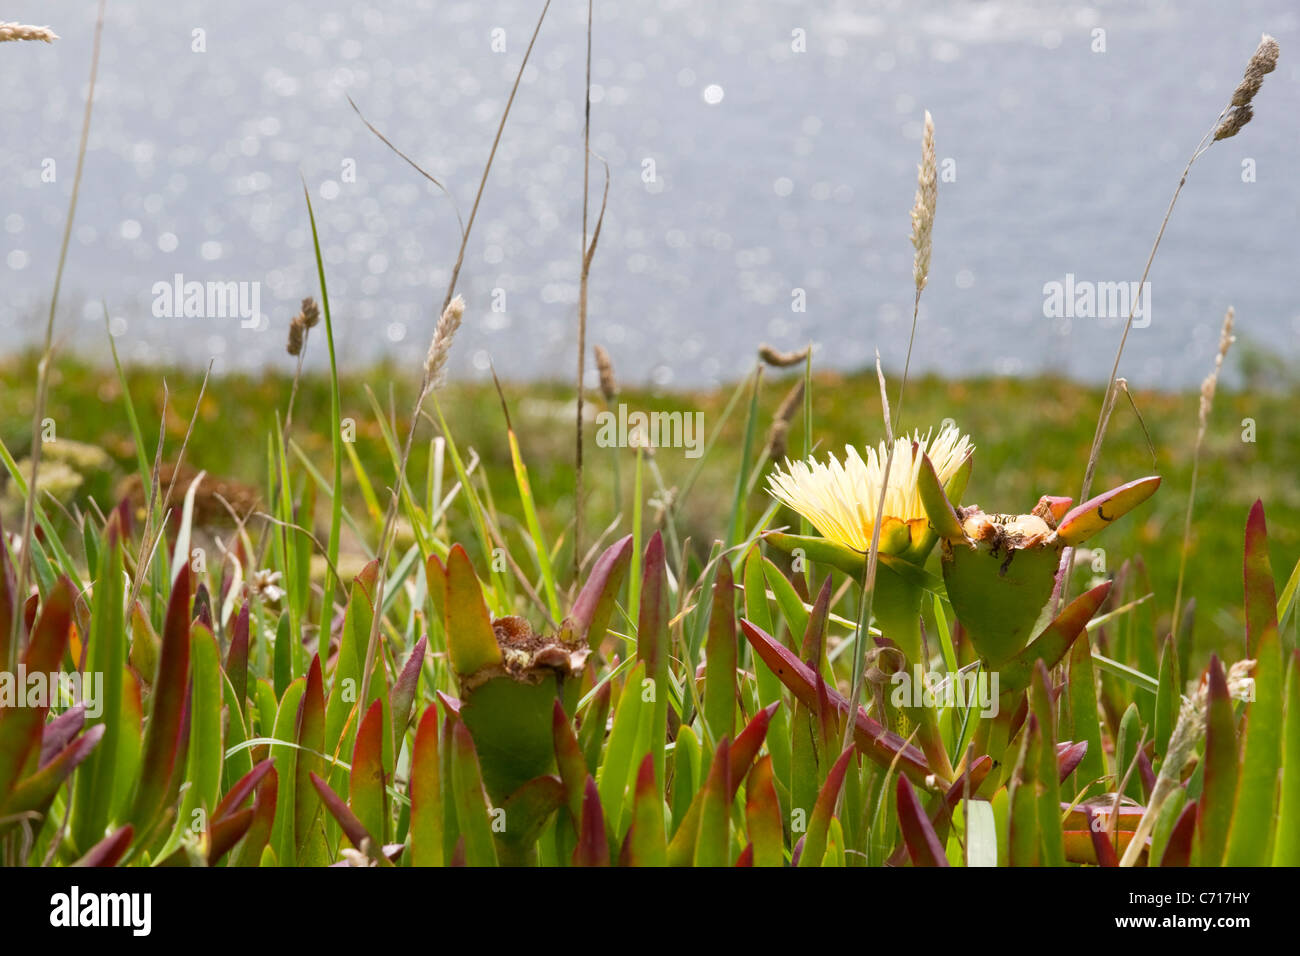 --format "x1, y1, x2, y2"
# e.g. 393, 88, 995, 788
773, 379, 805, 426
758, 343, 811, 368
1232, 34, 1280, 106
286, 316, 305, 356
768, 421, 789, 463
1214, 104, 1253, 141
1217, 34, 1280, 140
299, 297, 321, 329
594, 344, 618, 401
767, 379, 805, 463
